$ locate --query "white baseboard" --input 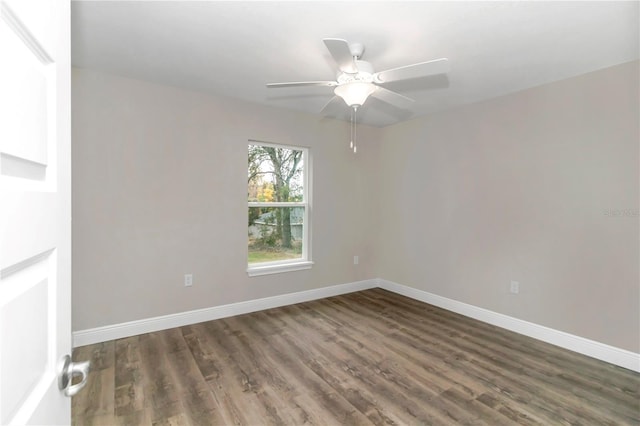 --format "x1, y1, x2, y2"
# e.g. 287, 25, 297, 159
72, 279, 377, 347
378, 279, 640, 373
73, 277, 639, 373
